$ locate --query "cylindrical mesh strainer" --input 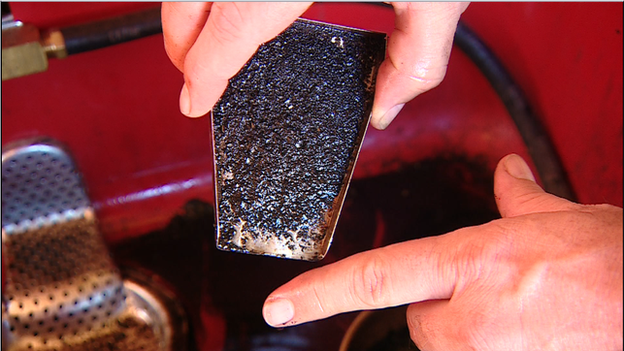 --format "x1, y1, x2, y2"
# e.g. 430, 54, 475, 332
2, 139, 185, 351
